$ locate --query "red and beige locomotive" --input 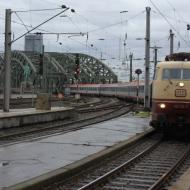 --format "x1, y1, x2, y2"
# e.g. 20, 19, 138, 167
150, 53, 190, 132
